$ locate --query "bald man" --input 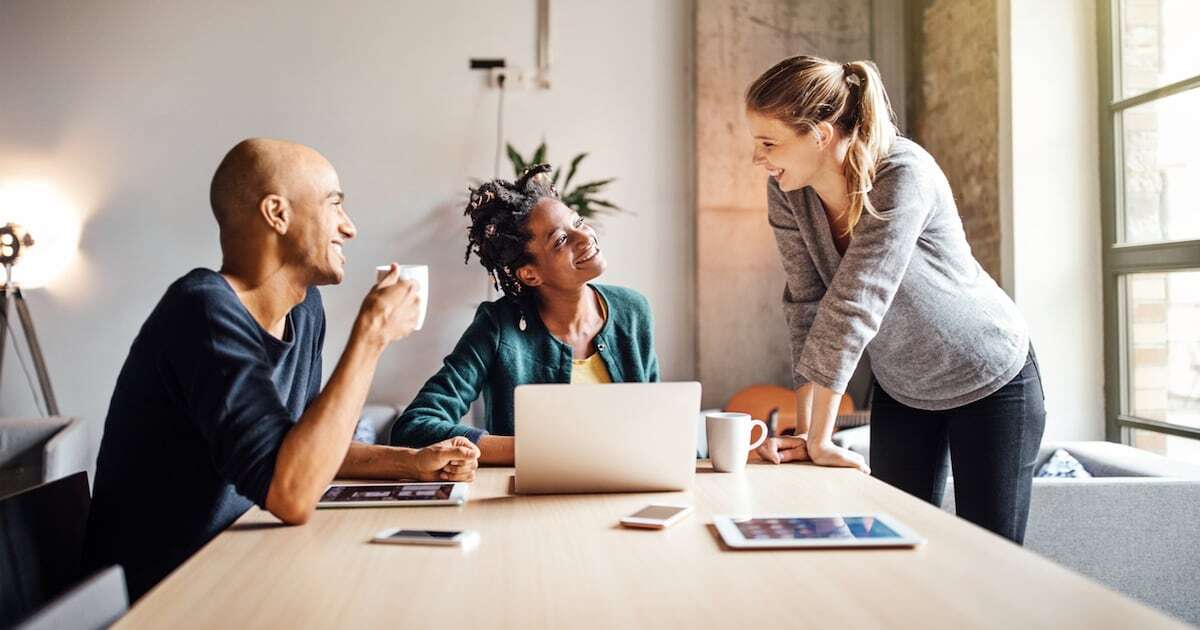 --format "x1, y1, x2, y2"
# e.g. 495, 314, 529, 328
85, 138, 479, 601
